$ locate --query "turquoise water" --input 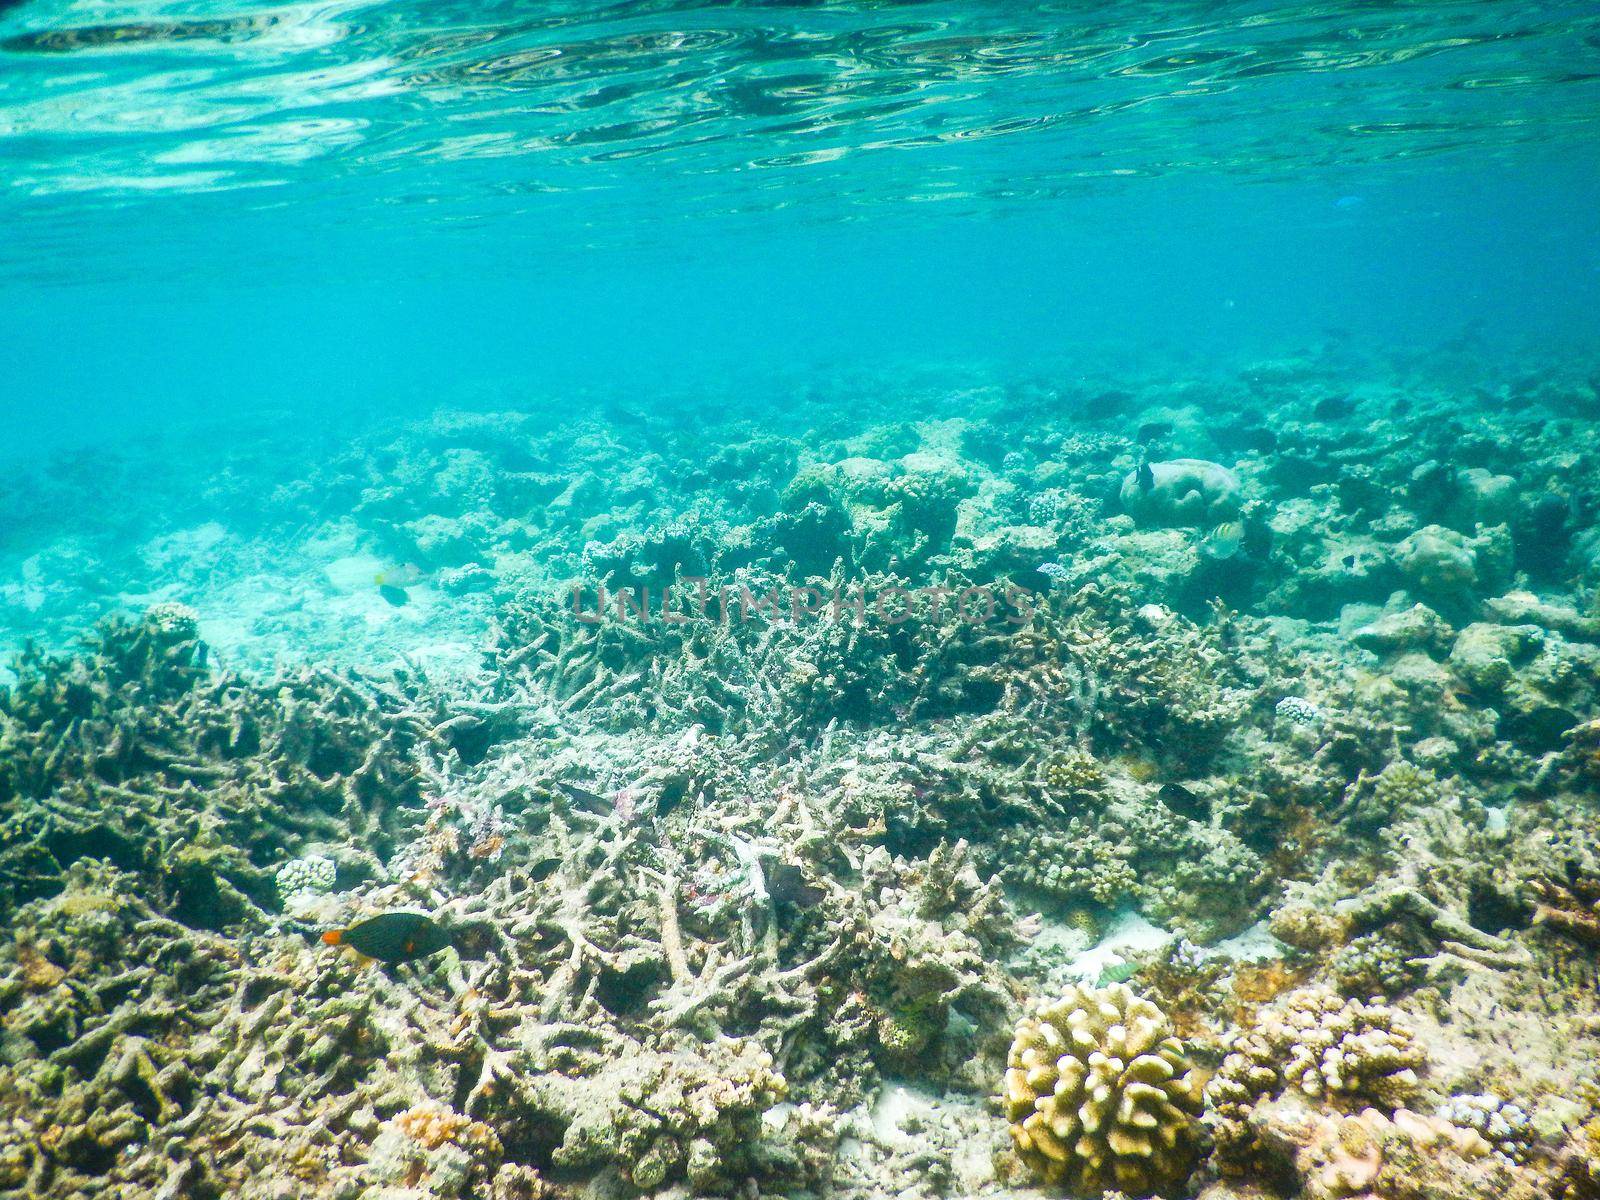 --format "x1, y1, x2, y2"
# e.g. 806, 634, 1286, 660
8, 7, 1600, 1198
4, 1, 1599, 449
3, 0, 1599, 670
